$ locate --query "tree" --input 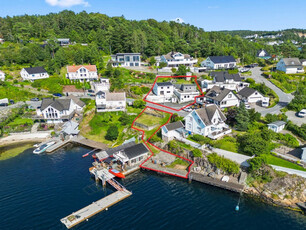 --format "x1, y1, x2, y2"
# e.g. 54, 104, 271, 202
192, 149, 202, 158
248, 155, 267, 172
149, 57, 156, 66
133, 99, 146, 109
176, 65, 187, 76
235, 103, 250, 131
248, 108, 261, 122
105, 125, 119, 141
158, 62, 167, 69
238, 133, 271, 156
119, 113, 133, 126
